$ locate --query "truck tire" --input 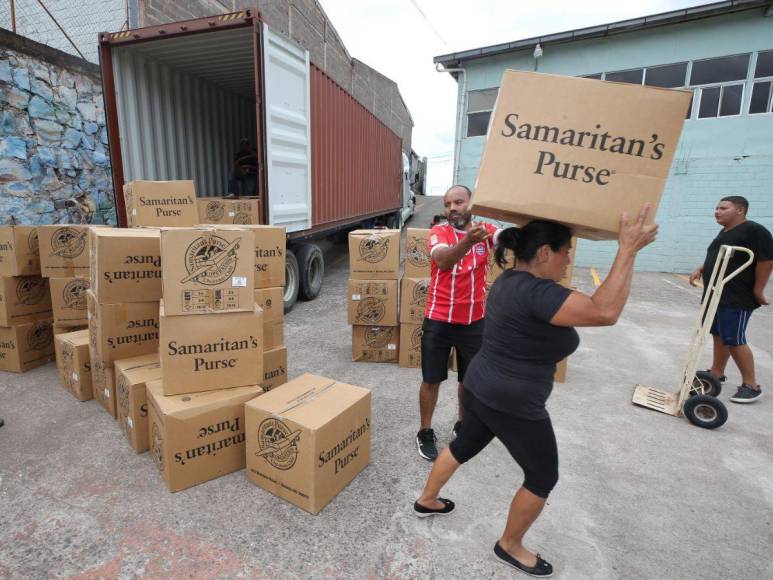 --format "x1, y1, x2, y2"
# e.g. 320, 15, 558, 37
284, 248, 300, 313
297, 243, 324, 301
386, 212, 402, 230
